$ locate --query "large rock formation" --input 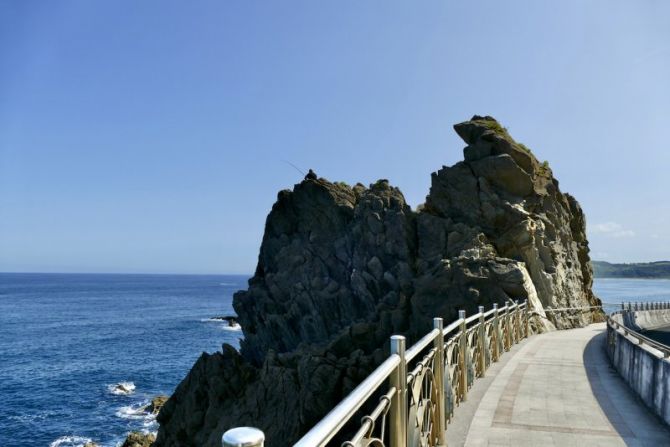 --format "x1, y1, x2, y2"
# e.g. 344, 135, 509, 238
155, 116, 602, 446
